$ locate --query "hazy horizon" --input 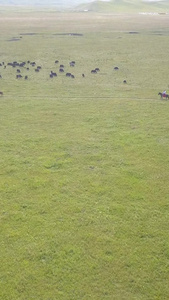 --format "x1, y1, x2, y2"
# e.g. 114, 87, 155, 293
0, 0, 168, 9
0, 0, 94, 7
